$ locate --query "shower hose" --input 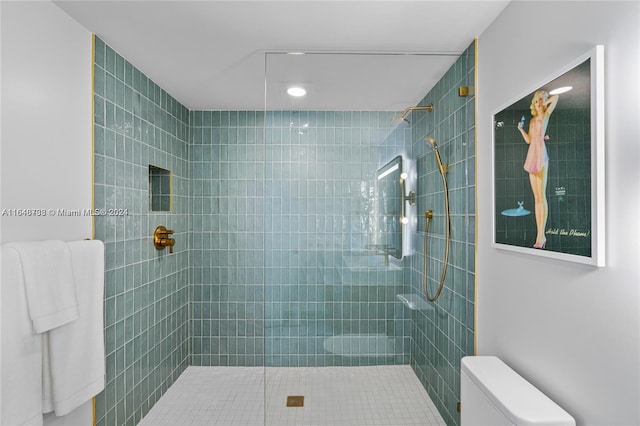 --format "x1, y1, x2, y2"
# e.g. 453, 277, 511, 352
423, 171, 450, 302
